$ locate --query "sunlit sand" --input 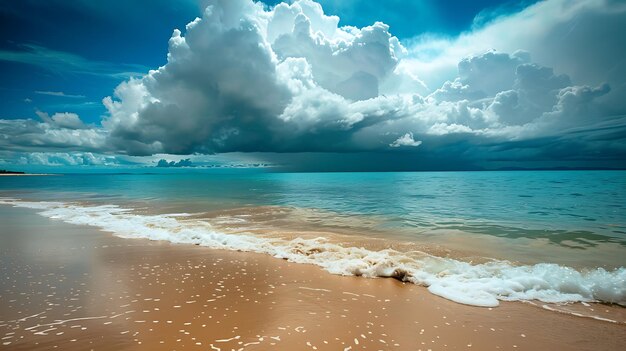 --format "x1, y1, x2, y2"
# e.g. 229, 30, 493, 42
1, 206, 624, 350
